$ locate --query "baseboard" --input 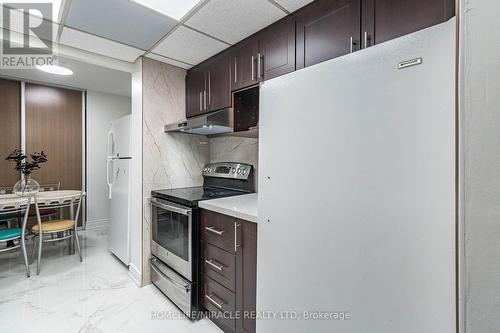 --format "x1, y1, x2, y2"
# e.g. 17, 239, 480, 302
128, 263, 142, 287
85, 219, 109, 230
